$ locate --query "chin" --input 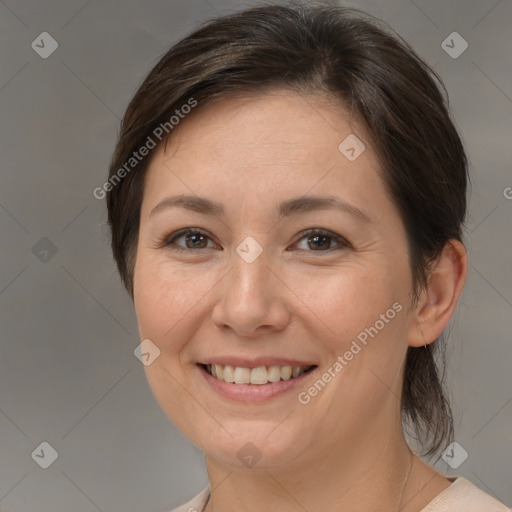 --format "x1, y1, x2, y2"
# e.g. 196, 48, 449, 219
198, 422, 312, 471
